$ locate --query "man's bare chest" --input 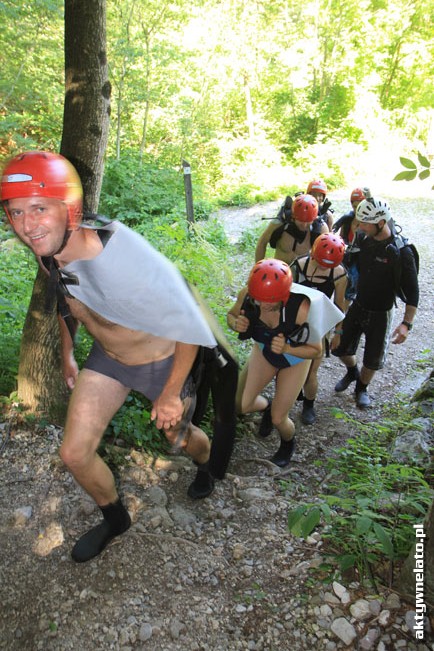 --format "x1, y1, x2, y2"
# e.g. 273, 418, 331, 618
66, 296, 116, 329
